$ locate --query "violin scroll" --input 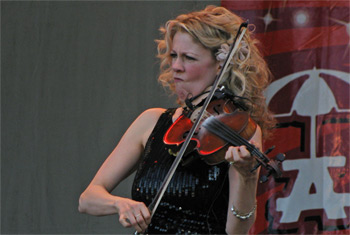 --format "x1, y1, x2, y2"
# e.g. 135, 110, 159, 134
250, 145, 285, 182
257, 153, 285, 183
